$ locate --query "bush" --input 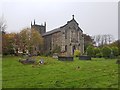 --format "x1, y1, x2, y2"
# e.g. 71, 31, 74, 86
74, 50, 81, 57
94, 47, 101, 57
86, 45, 94, 57
112, 47, 119, 57
102, 46, 111, 58
96, 53, 102, 58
